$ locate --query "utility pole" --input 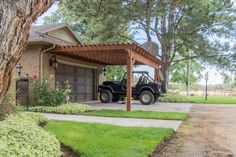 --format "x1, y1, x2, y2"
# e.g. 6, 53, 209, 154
187, 51, 191, 96
205, 72, 209, 101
